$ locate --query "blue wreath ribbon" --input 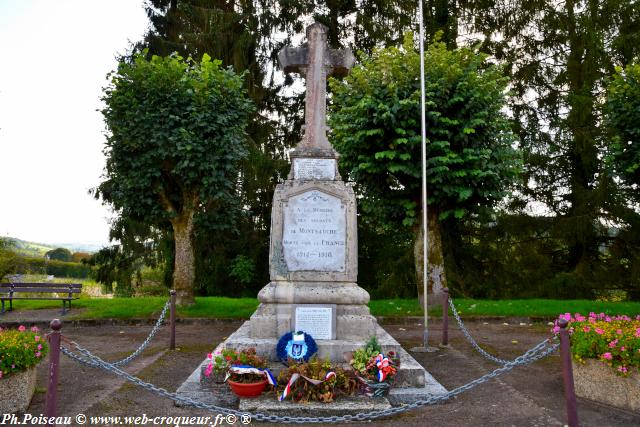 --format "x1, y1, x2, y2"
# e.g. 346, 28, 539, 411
225, 364, 276, 386
276, 331, 318, 363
